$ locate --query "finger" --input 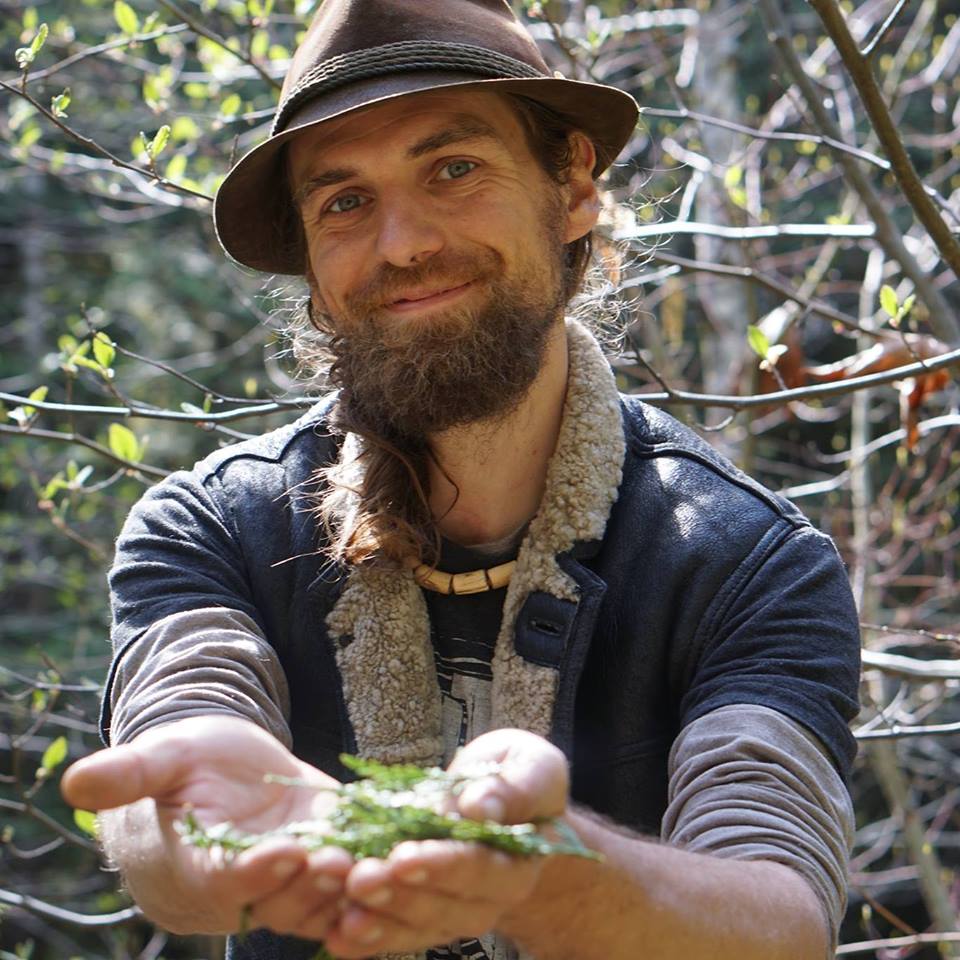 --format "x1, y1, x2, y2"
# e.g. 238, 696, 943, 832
61, 734, 190, 811
246, 847, 352, 936
386, 840, 541, 902
449, 729, 568, 823
323, 896, 498, 958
